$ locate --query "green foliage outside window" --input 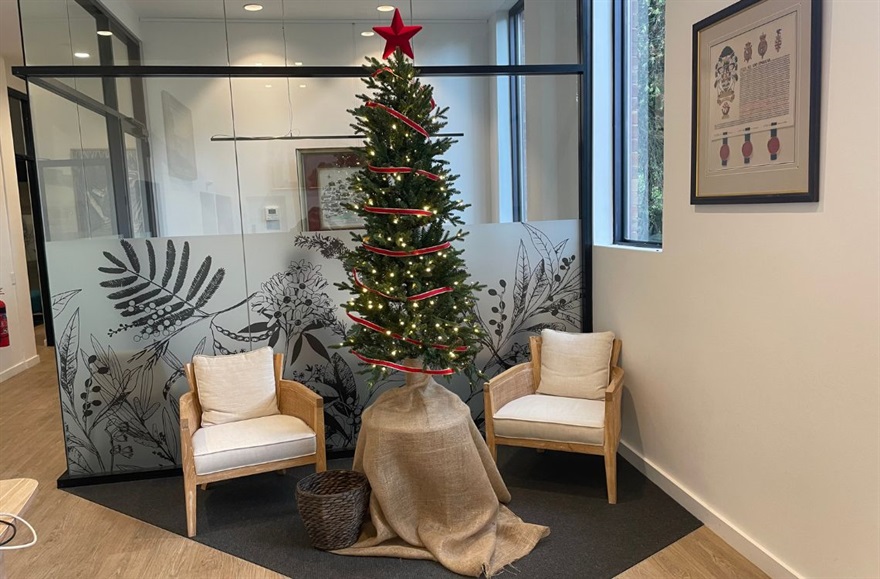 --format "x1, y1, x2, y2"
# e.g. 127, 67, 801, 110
631, 0, 665, 242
